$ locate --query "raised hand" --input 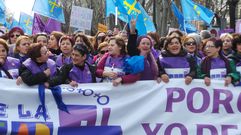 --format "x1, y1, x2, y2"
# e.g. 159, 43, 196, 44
130, 15, 138, 34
